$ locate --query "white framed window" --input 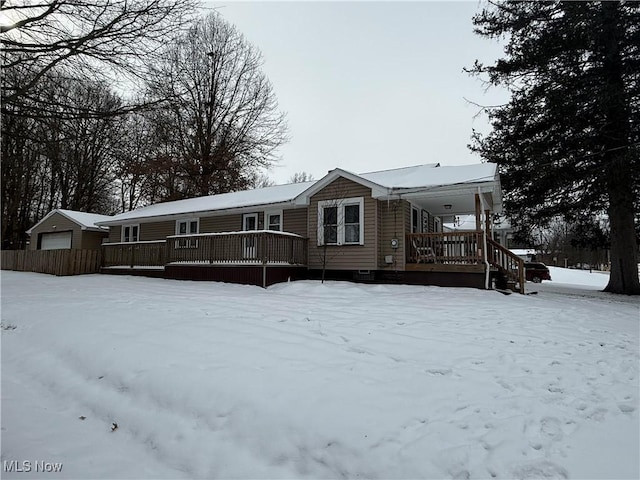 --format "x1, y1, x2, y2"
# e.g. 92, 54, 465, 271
175, 218, 199, 248
317, 197, 364, 246
434, 216, 442, 233
242, 213, 259, 259
265, 210, 283, 232
121, 224, 139, 242
411, 205, 421, 234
